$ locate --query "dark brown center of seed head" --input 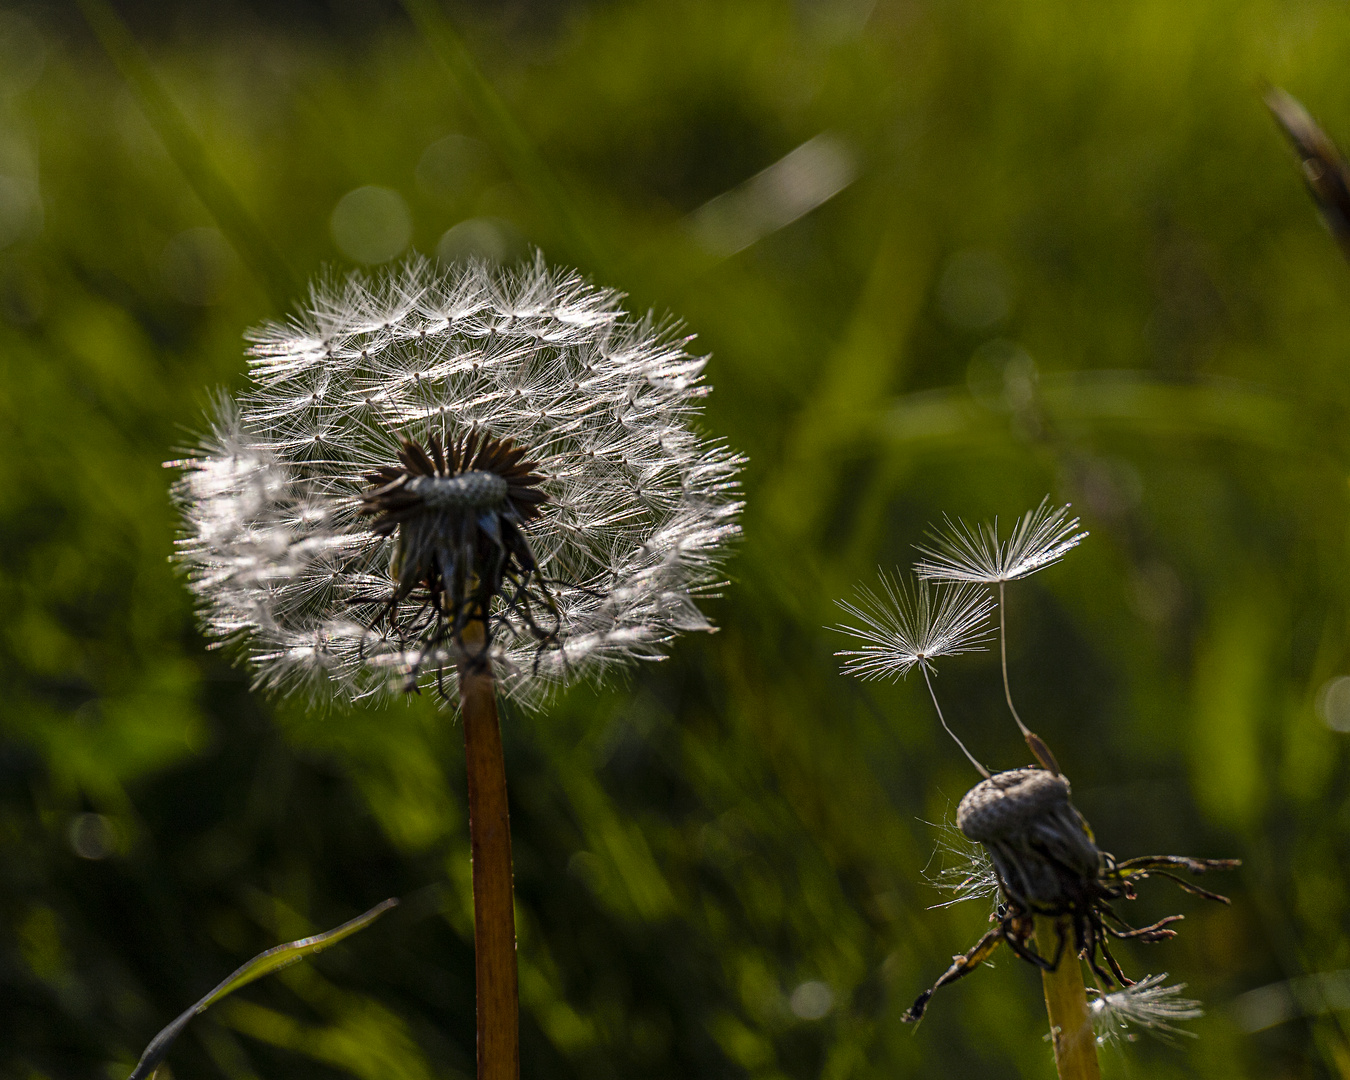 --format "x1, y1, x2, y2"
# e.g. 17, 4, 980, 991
354, 432, 559, 667
358, 432, 549, 538
956, 767, 1073, 843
